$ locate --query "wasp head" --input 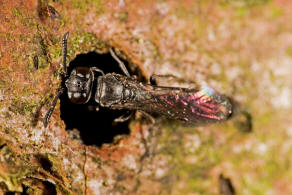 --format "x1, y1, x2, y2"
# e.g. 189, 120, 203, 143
65, 67, 94, 104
